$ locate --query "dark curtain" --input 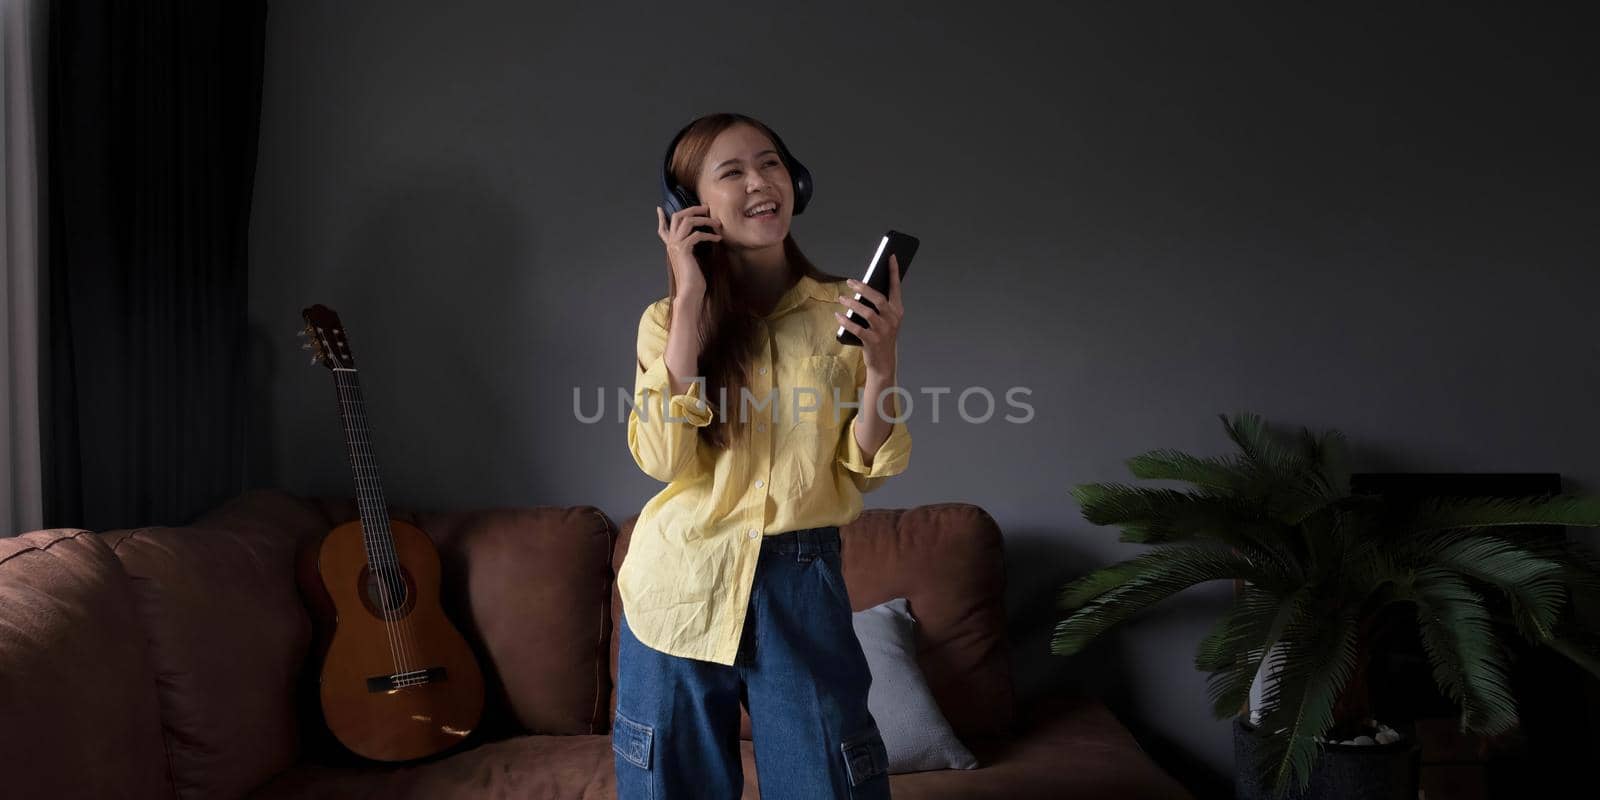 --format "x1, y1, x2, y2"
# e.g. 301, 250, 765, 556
44, 0, 268, 530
